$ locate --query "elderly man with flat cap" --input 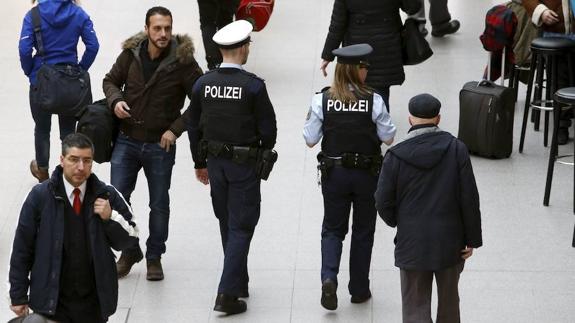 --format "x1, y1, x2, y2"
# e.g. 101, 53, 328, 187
374, 94, 482, 323
186, 19, 277, 315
